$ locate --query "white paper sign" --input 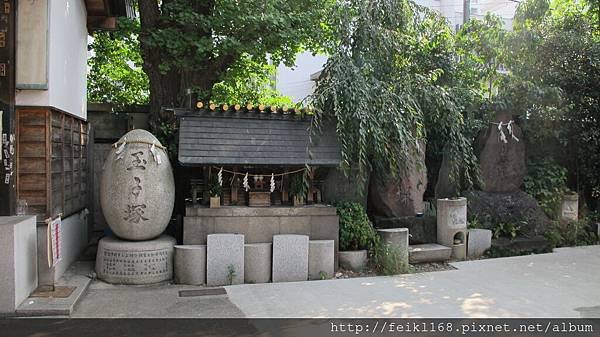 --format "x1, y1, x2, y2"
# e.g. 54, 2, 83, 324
47, 217, 62, 268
